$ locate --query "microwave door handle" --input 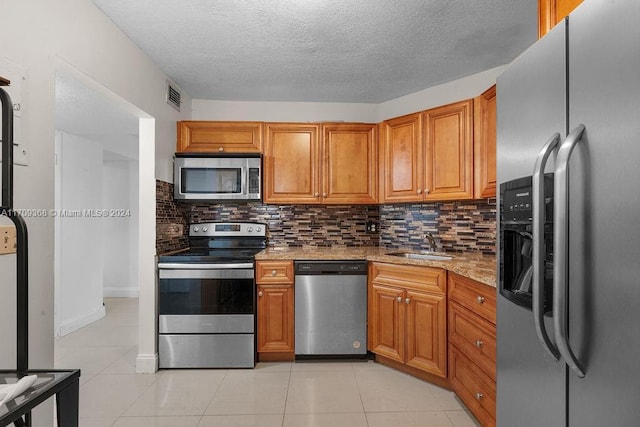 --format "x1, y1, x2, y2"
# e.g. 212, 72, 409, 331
553, 124, 586, 378
532, 132, 561, 361
242, 163, 248, 197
